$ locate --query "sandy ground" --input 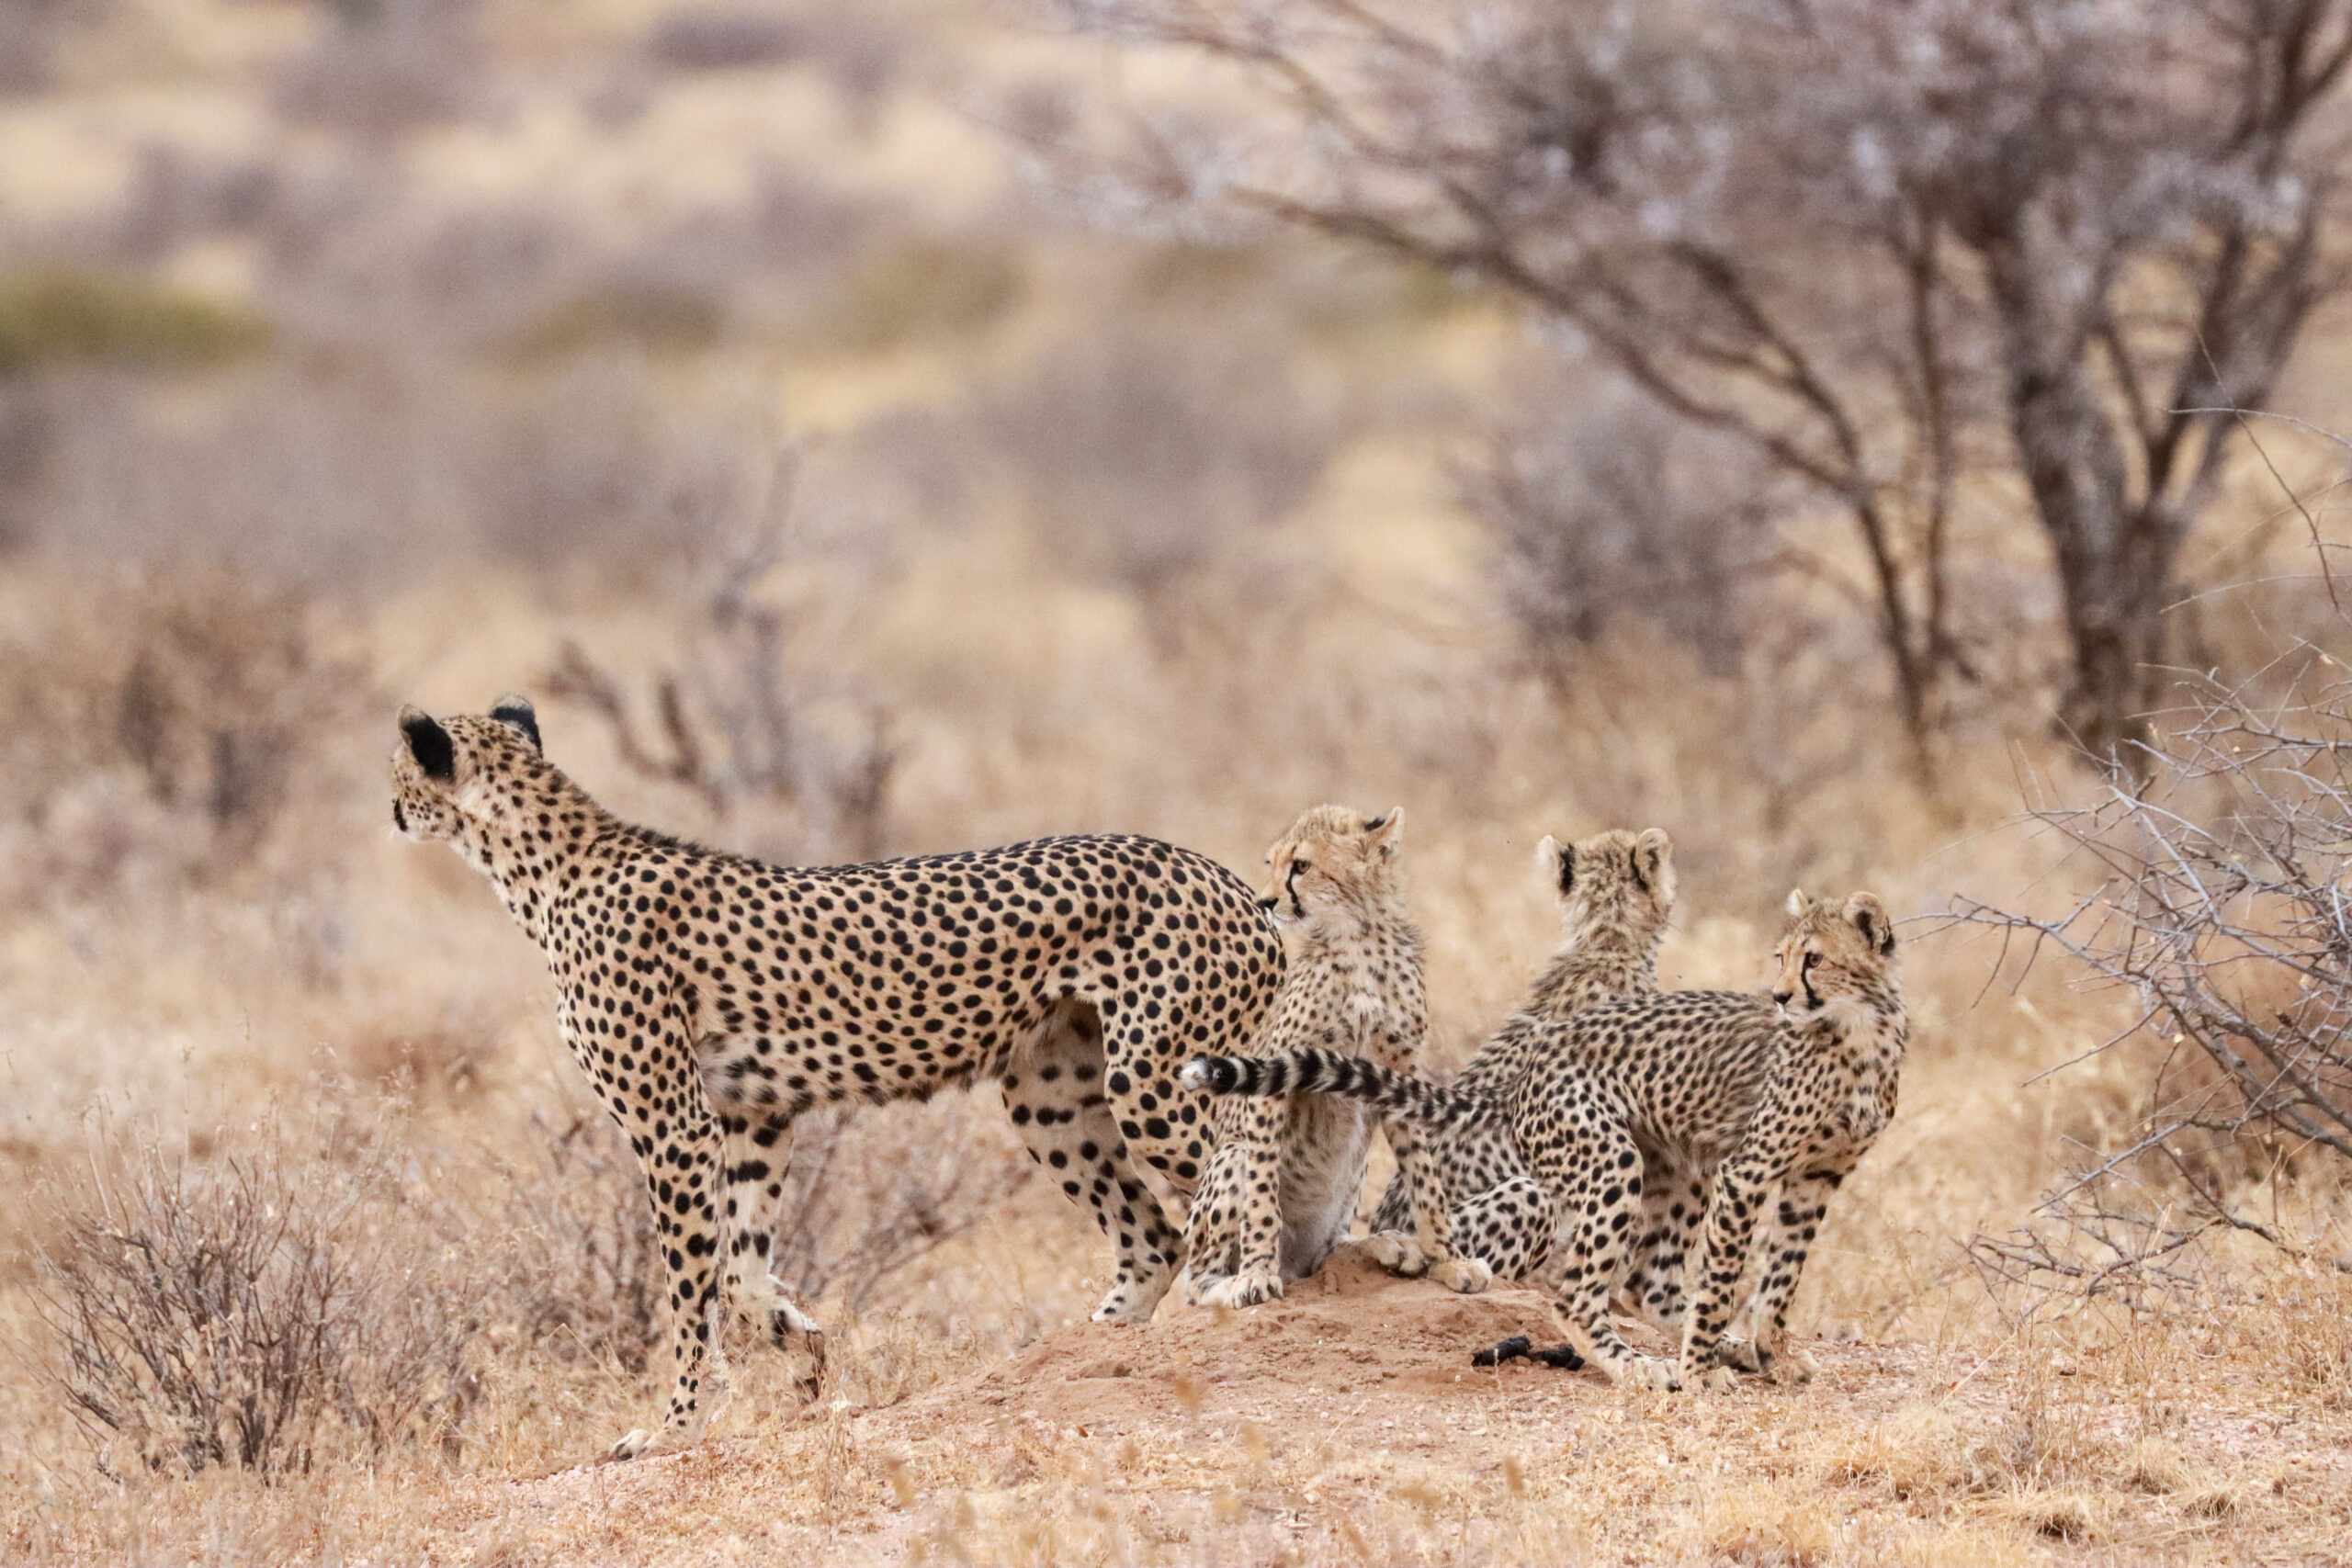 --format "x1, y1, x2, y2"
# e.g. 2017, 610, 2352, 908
423, 1254, 2352, 1566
